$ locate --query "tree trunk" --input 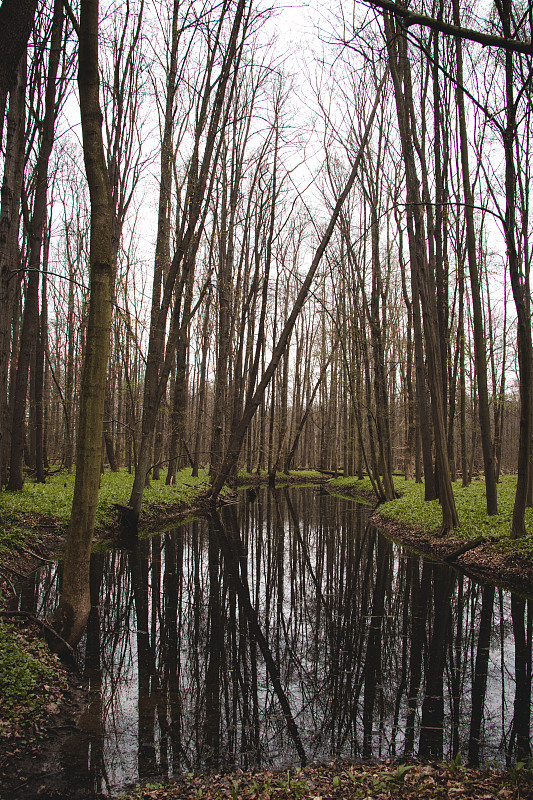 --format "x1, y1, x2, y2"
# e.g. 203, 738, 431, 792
496, 0, 533, 539
384, 12, 458, 530
0, 55, 25, 487
52, 0, 114, 647
7, 0, 63, 491
0, 0, 37, 141
128, 0, 249, 520
453, 0, 497, 515
208, 73, 387, 499
35, 216, 50, 483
